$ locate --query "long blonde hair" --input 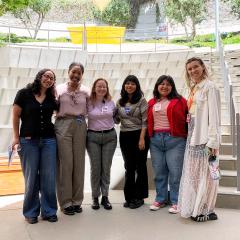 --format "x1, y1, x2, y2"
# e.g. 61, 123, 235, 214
185, 57, 209, 88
